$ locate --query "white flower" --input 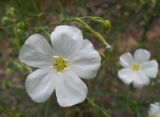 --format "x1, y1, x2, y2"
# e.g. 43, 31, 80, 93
118, 49, 158, 88
19, 25, 101, 107
148, 102, 160, 117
